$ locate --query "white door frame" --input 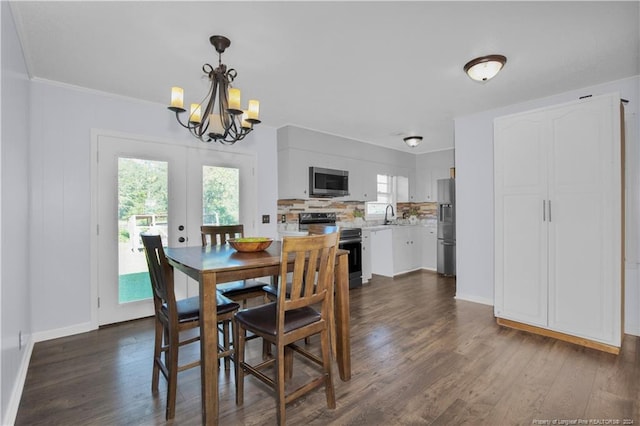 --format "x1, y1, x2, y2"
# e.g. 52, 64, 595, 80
89, 129, 257, 329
